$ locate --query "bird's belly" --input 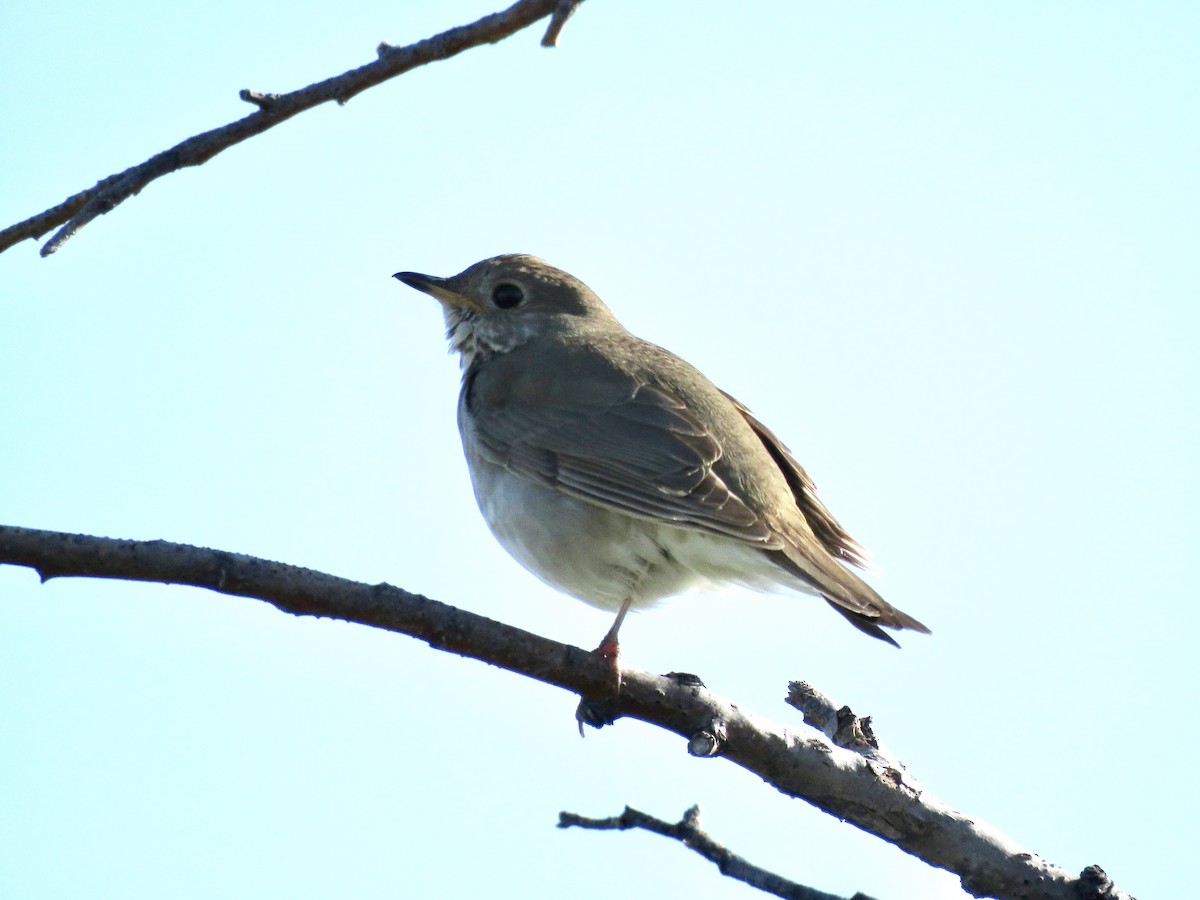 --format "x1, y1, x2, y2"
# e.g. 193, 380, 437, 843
465, 459, 708, 611
465, 457, 798, 612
